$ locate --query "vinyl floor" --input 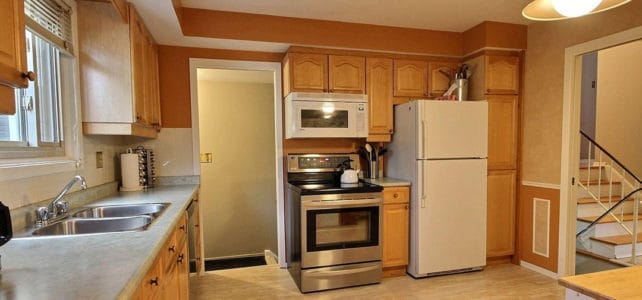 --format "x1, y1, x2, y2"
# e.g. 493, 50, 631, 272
190, 263, 566, 299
